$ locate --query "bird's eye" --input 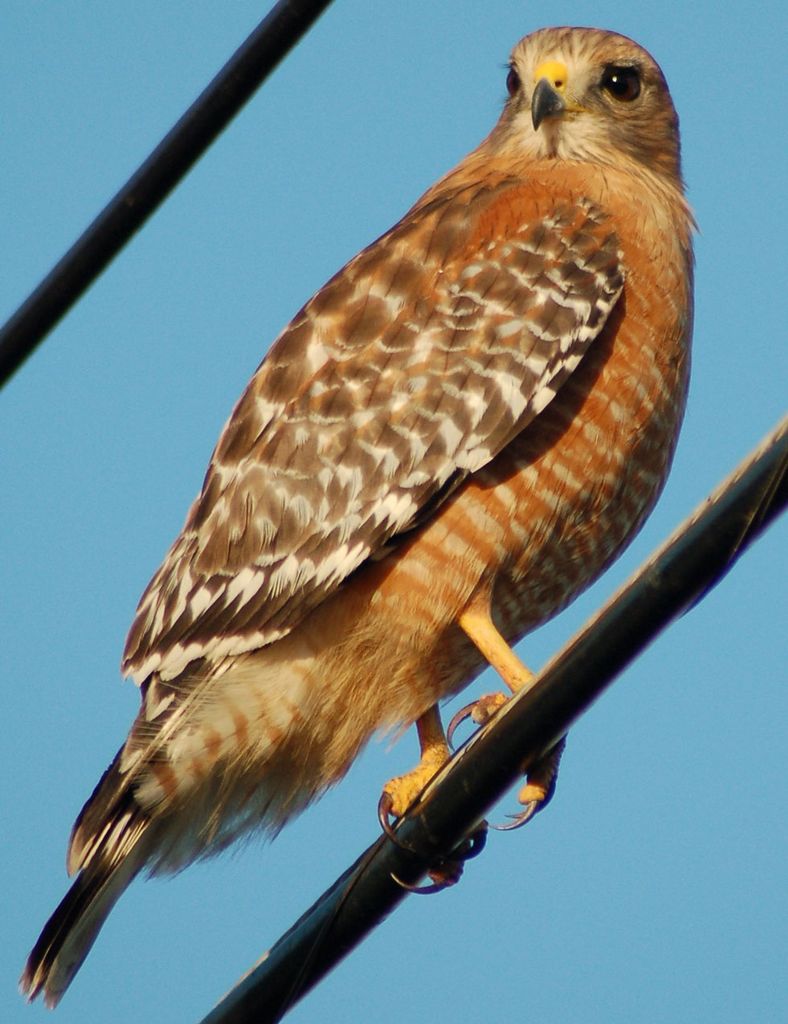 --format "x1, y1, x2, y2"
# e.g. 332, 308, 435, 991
600, 65, 641, 101
506, 65, 521, 97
